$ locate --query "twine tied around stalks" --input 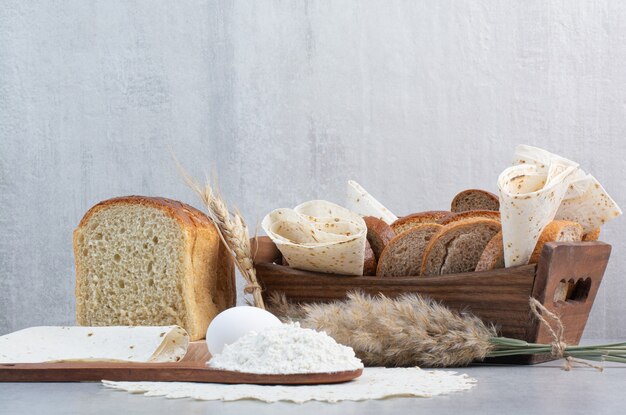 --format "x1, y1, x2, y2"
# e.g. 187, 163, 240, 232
528, 298, 603, 372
